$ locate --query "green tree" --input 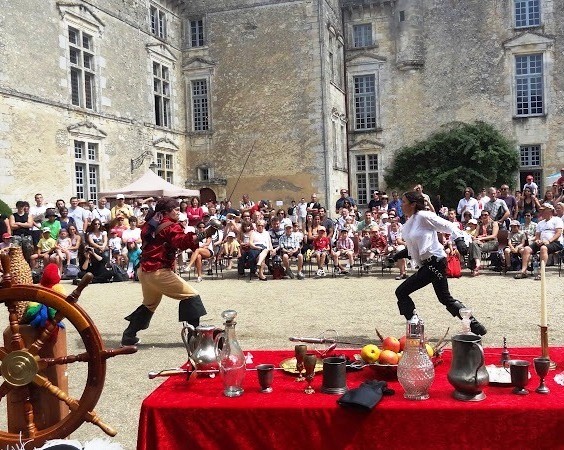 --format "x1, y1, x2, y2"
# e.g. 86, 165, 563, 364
384, 121, 519, 208
0, 199, 11, 217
